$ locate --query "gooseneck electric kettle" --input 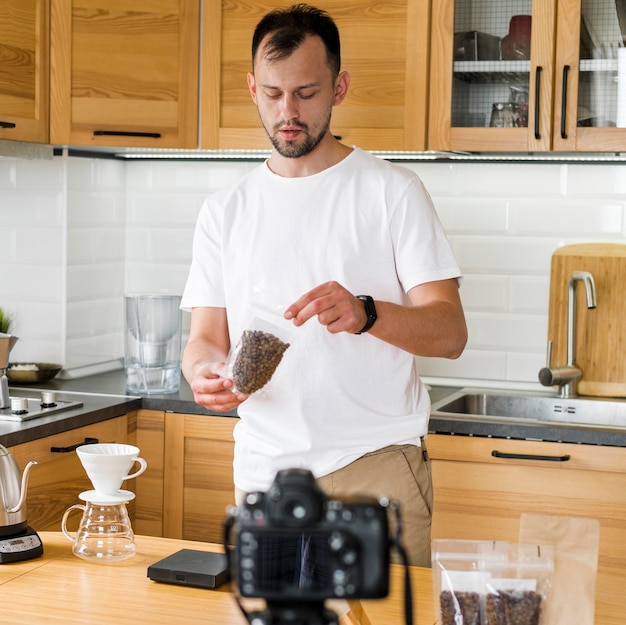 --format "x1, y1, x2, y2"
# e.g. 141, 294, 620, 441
0, 444, 42, 562
0, 444, 36, 535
